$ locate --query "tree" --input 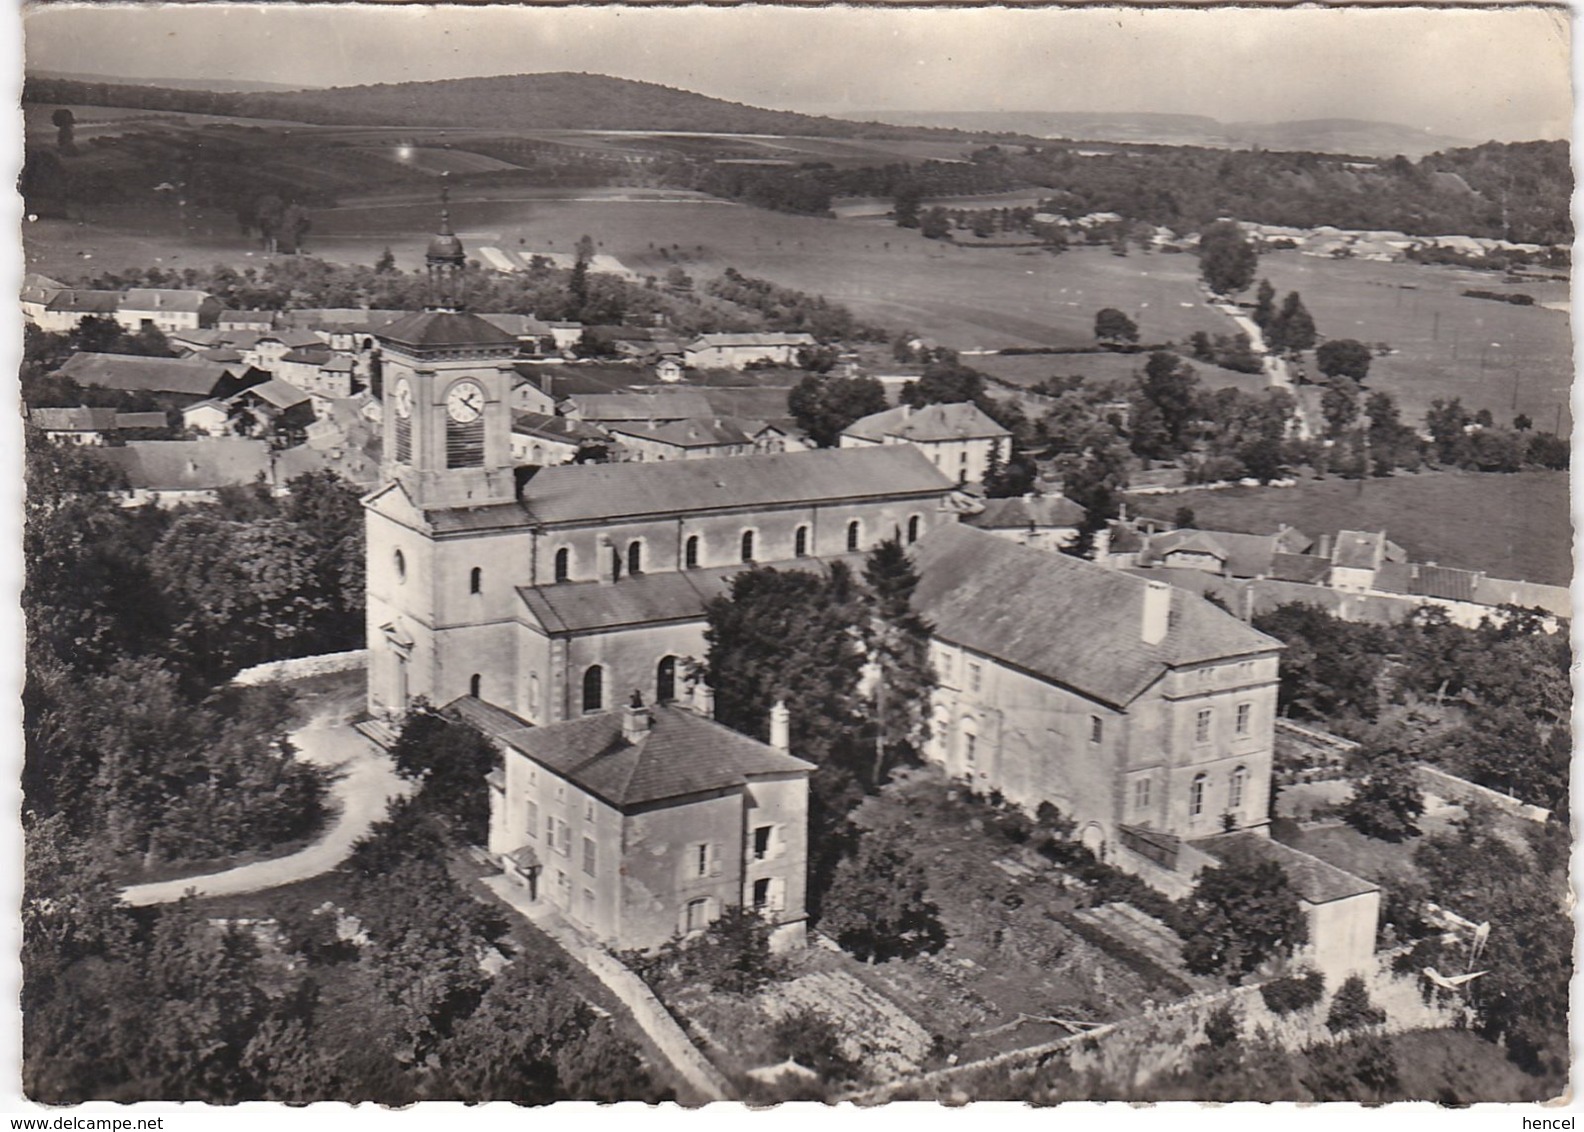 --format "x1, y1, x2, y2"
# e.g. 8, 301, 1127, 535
1140, 350, 1201, 454
374, 247, 397, 273
1180, 839, 1308, 982
1094, 308, 1139, 347
1252, 604, 1384, 722
787, 373, 887, 448
920, 207, 951, 240
1325, 974, 1386, 1034
901, 359, 984, 407
1316, 338, 1372, 383
893, 184, 921, 229
1513, 413, 1533, 431
983, 446, 1037, 498
1320, 380, 1360, 437
1252, 278, 1276, 328
1268, 292, 1317, 356
1424, 398, 1472, 465
51, 107, 76, 155
1197, 220, 1258, 297
390, 704, 499, 844
819, 824, 945, 962
1174, 506, 1197, 529
861, 539, 935, 786
1339, 735, 1425, 841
